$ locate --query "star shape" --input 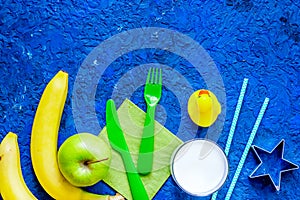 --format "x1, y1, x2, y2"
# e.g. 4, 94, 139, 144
249, 139, 299, 191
